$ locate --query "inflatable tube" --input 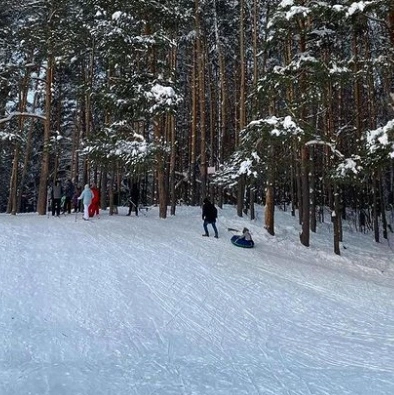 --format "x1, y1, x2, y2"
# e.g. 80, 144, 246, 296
231, 235, 254, 248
